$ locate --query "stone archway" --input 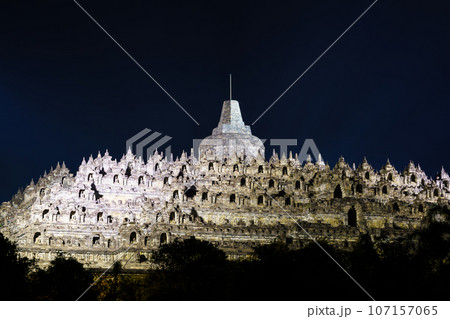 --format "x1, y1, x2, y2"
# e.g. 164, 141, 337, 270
33, 232, 41, 244
160, 233, 167, 246
130, 231, 137, 244
334, 185, 343, 199
348, 207, 357, 227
